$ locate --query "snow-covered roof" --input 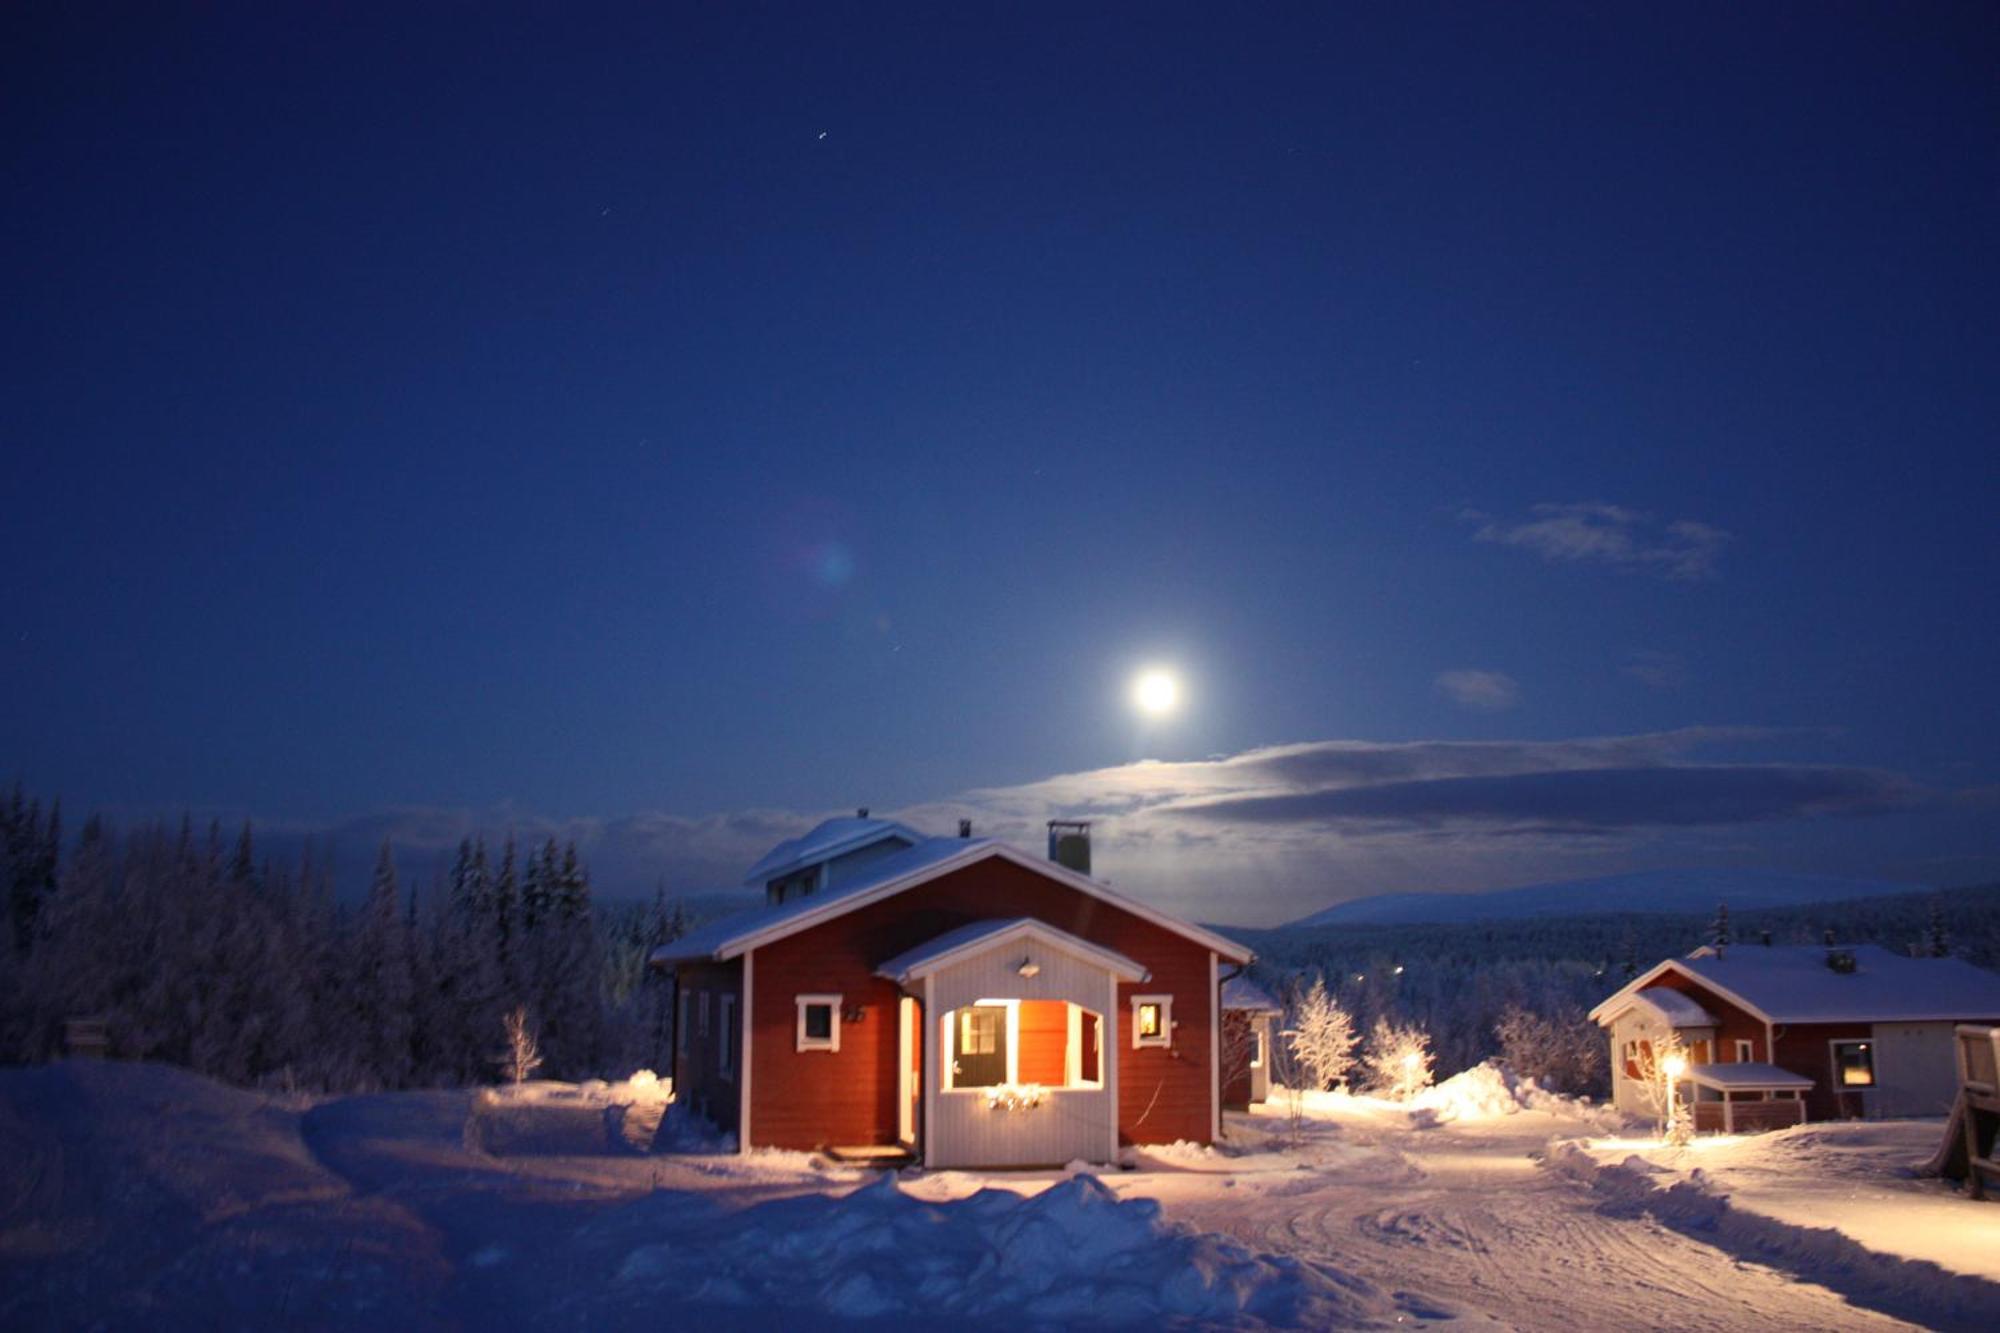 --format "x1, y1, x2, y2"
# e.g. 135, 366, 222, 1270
740, 816, 924, 886
1687, 1062, 1814, 1092
1592, 945, 2000, 1027
650, 835, 1254, 968
1628, 989, 1717, 1030
874, 918, 1150, 985
1221, 976, 1282, 1013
